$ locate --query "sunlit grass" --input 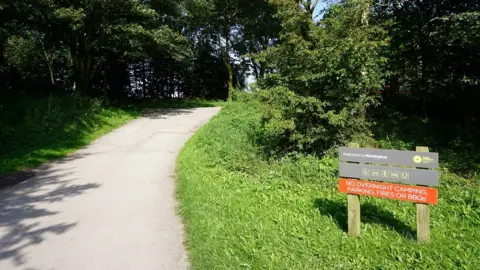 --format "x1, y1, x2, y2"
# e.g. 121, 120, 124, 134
177, 101, 480, 269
